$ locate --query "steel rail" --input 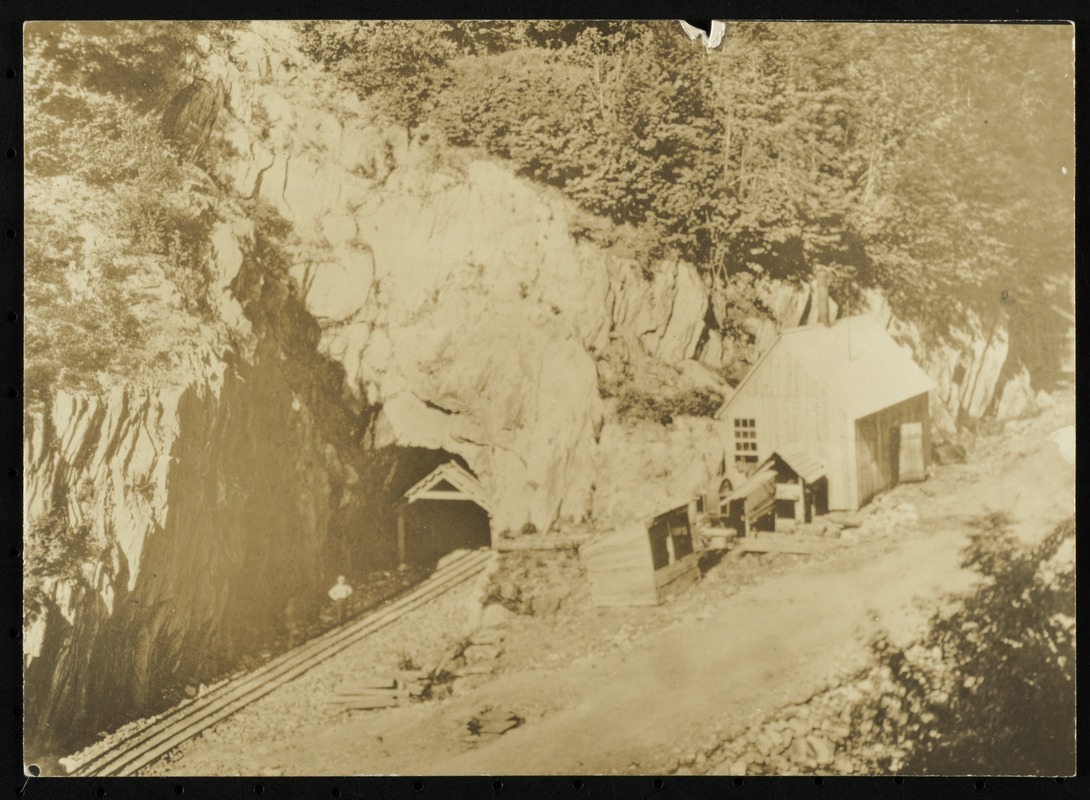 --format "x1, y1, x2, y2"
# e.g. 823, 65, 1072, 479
71, 549, 492, 777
